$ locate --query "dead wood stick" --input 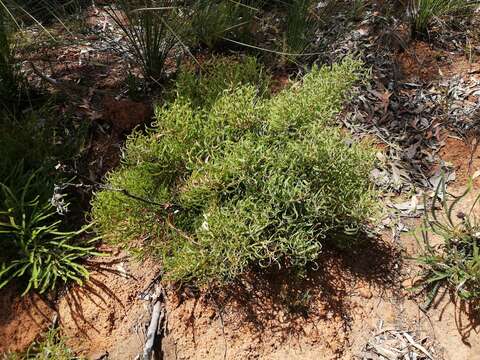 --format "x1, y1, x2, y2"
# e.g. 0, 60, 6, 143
143, 285, 167, 360
143, 299, 164, 360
